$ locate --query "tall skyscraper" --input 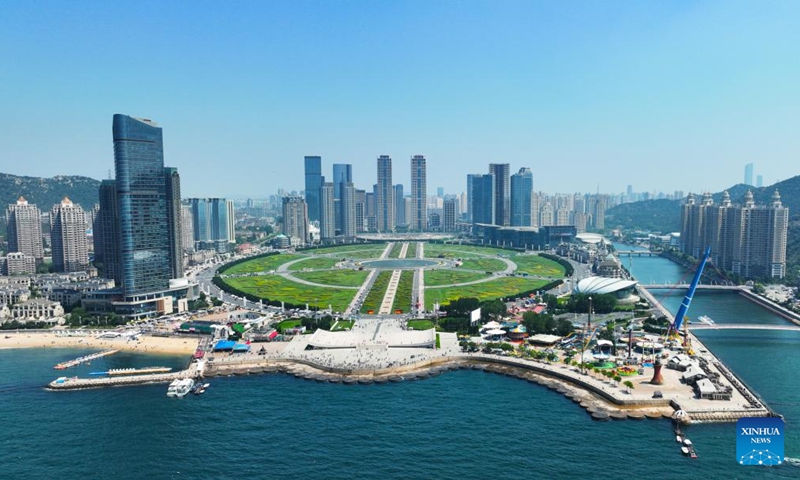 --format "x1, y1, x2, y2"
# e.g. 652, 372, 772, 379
180, 204, 194, 253
744, 163, 754, 186
95, 180, 120, 283
355, 189, 366, 233
113, 115, 175, 297
489, 163, 510, 226
443, 199, 457, 231
376, 155, 394, 232
510, 167, 533, 226
319, 182, 336, 240
304, 156, 323, 223
164, 167, 184, 279
341, 182, 356, 237
757, 175, 764, 188
6, 197, 44, 263
394, 184, 405, 226
282, 196, 309, 245
50, 197, 89, 273
469, 173, 495, 225
332, 163, 353, 234
188, 198, 234, 253
410, 155, 427, 231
